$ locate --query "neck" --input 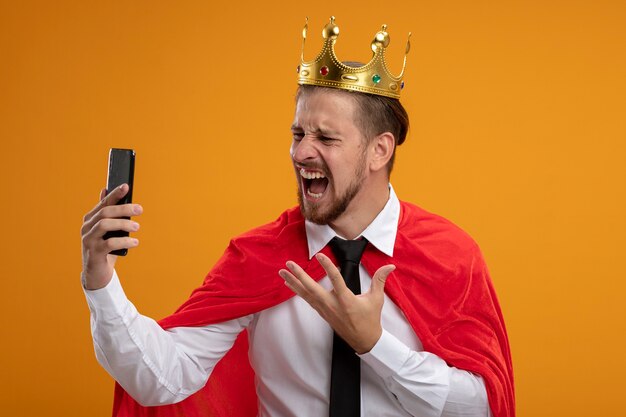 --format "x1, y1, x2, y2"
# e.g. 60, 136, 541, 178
329, 180, 390, 240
